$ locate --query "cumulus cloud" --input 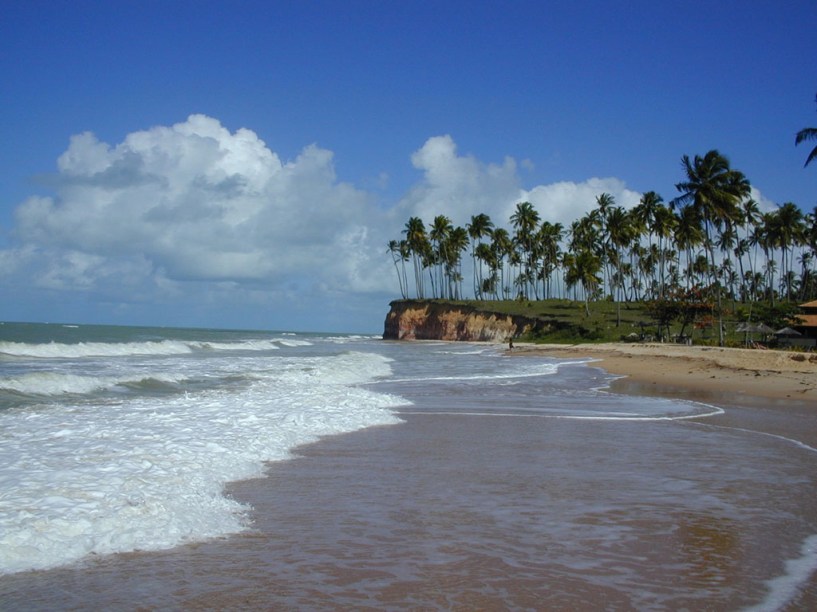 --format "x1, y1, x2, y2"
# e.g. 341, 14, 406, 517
749, 186, 779, 213
1, 117, 654, 326
520, 177, 642, 228
395, 135, 521, 224
11, 115, 389, 297
394, 134, 643, 232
